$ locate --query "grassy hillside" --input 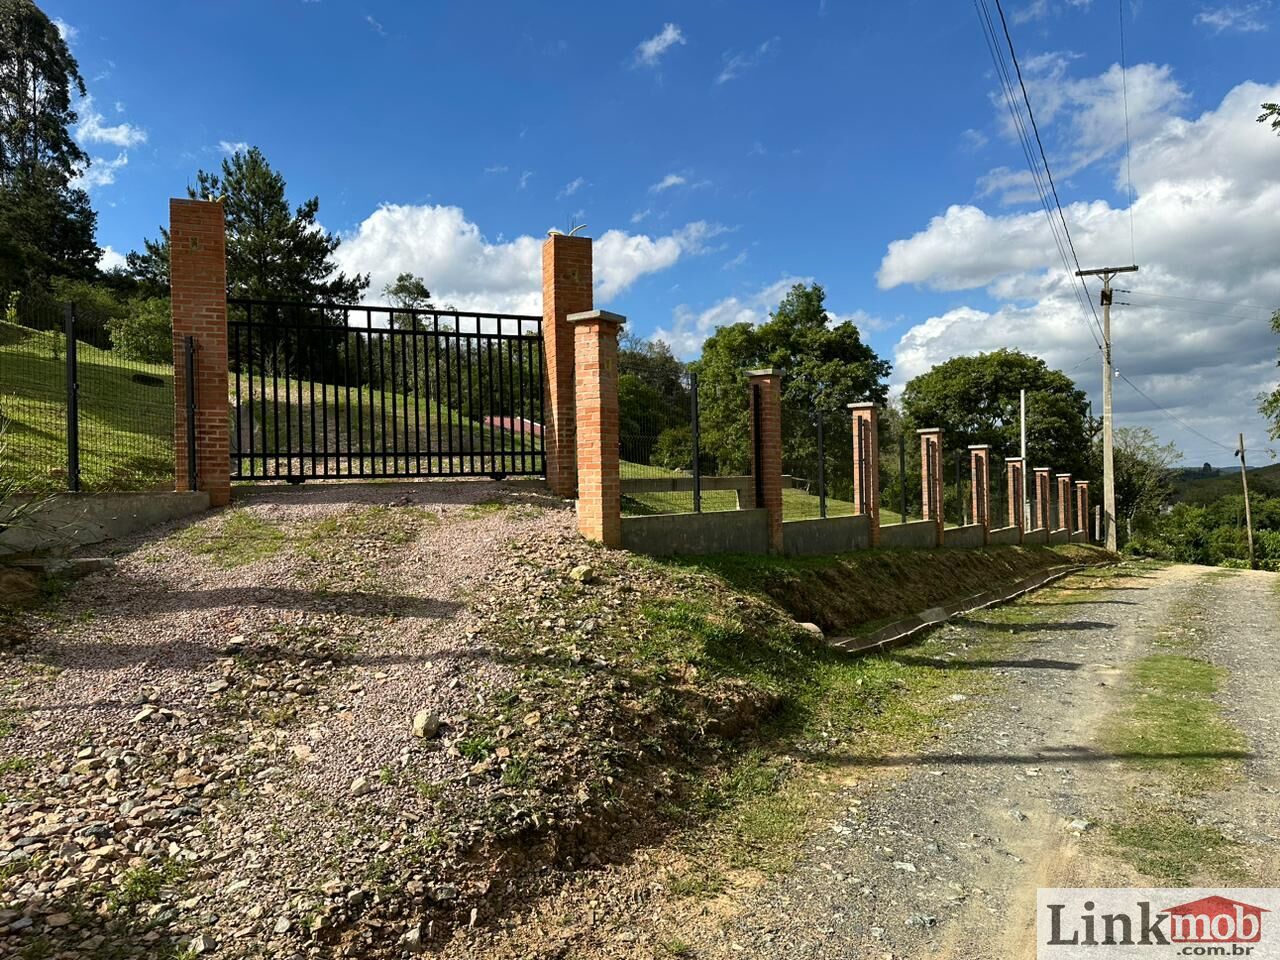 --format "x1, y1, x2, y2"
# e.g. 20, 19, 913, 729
0, 321, 173, 491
